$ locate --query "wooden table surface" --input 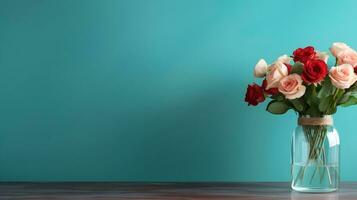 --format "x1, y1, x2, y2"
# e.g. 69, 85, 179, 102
0, 182, 356, 200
